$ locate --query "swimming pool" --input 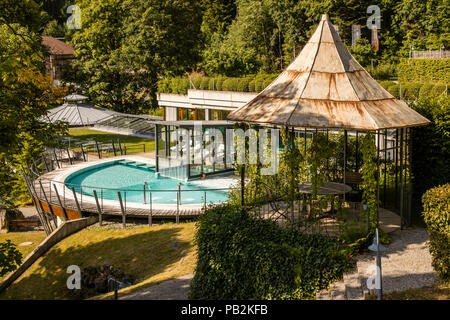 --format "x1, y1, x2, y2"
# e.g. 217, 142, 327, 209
64, 159, 230, 205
